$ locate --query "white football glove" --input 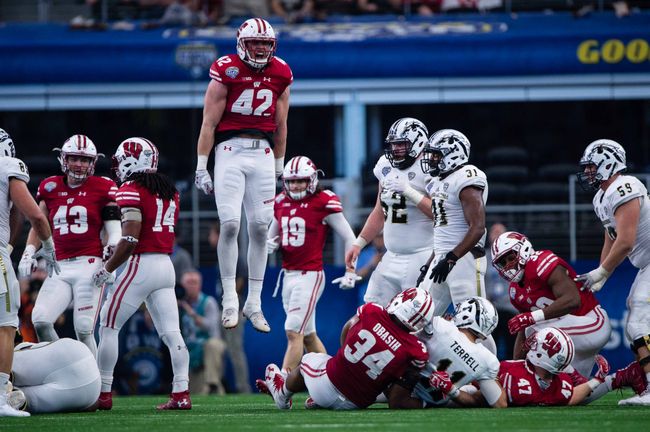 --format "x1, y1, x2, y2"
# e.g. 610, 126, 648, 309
266, 235, 280, 255
194, 169, 214, 195
92, 266, 115, 288
382, 175, 408, 195
575, 266, 610, 292
18, 245, 37, 279
332, 271, 362, 290
33, 239, 60, 278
